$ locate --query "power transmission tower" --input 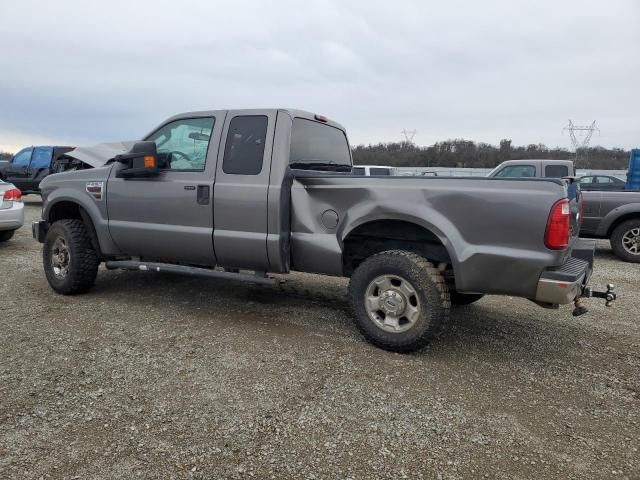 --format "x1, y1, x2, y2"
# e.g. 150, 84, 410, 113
401, 129, 416, 144
562, 120, 599, 167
